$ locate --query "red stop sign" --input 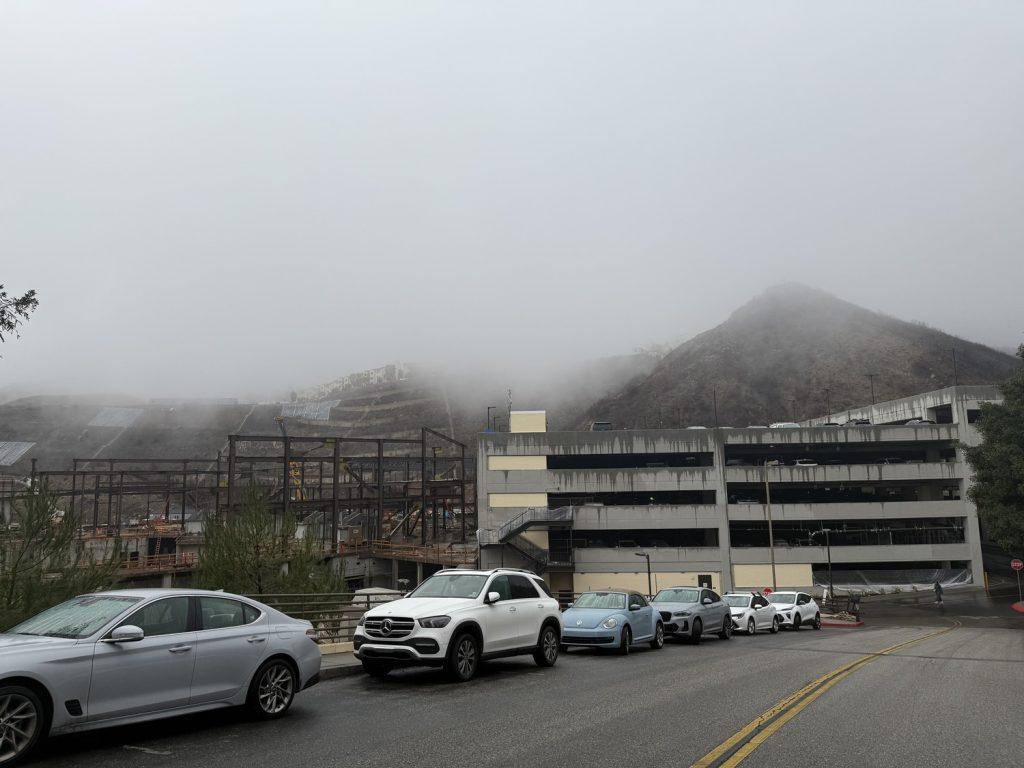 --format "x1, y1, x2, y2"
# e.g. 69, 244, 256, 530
1012, 559, 1023, 572
763, 587, 773, 595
